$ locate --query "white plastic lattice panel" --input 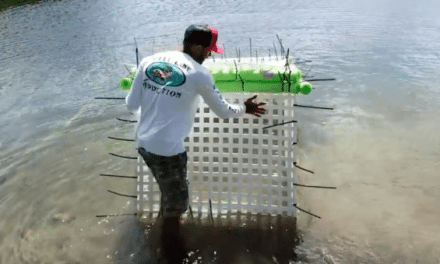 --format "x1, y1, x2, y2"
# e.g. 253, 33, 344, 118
137, 93, 297, 220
